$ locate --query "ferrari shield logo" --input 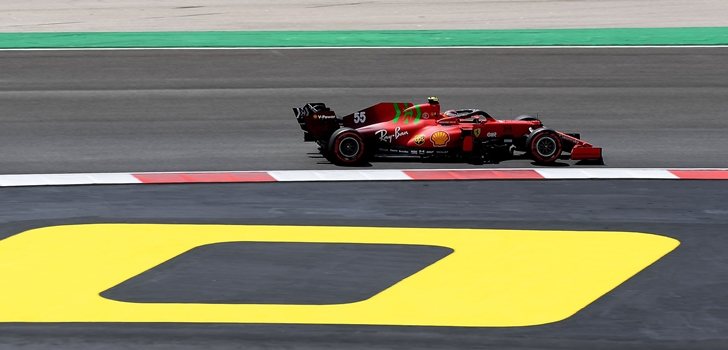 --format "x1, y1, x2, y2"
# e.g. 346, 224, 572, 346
473, 128, 481, 138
